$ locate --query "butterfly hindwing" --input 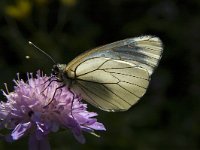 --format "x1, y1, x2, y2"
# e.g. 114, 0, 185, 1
71, 57, 149, 111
